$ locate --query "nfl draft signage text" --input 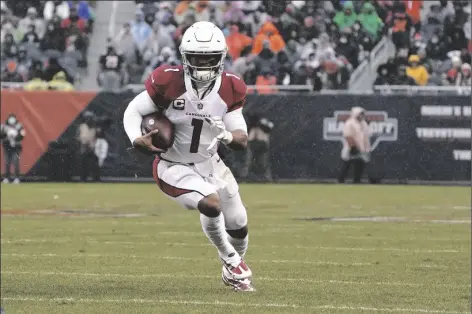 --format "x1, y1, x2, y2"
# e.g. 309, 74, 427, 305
416, 105, 471, 162
323, 111, 398, 151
